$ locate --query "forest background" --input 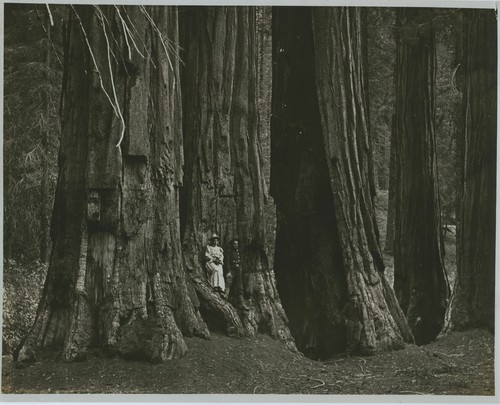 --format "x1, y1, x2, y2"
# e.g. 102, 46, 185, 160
3, 5, 461, 353
1, 3, 495, 395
